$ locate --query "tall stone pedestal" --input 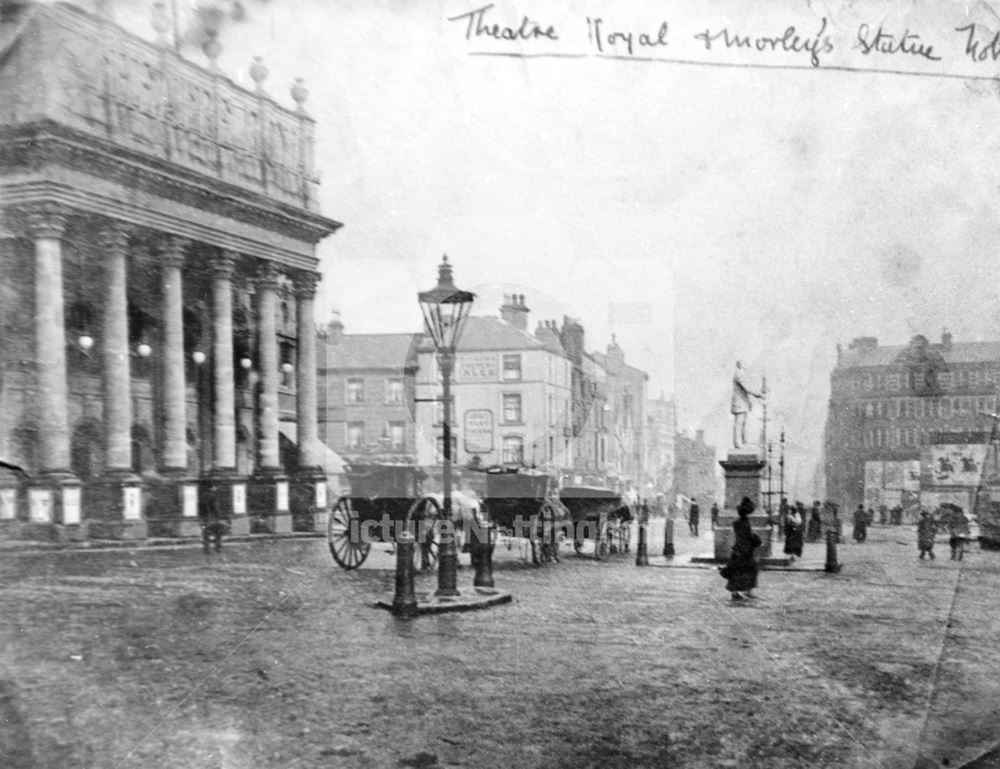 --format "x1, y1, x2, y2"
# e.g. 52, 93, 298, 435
713, 450, 772, 562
